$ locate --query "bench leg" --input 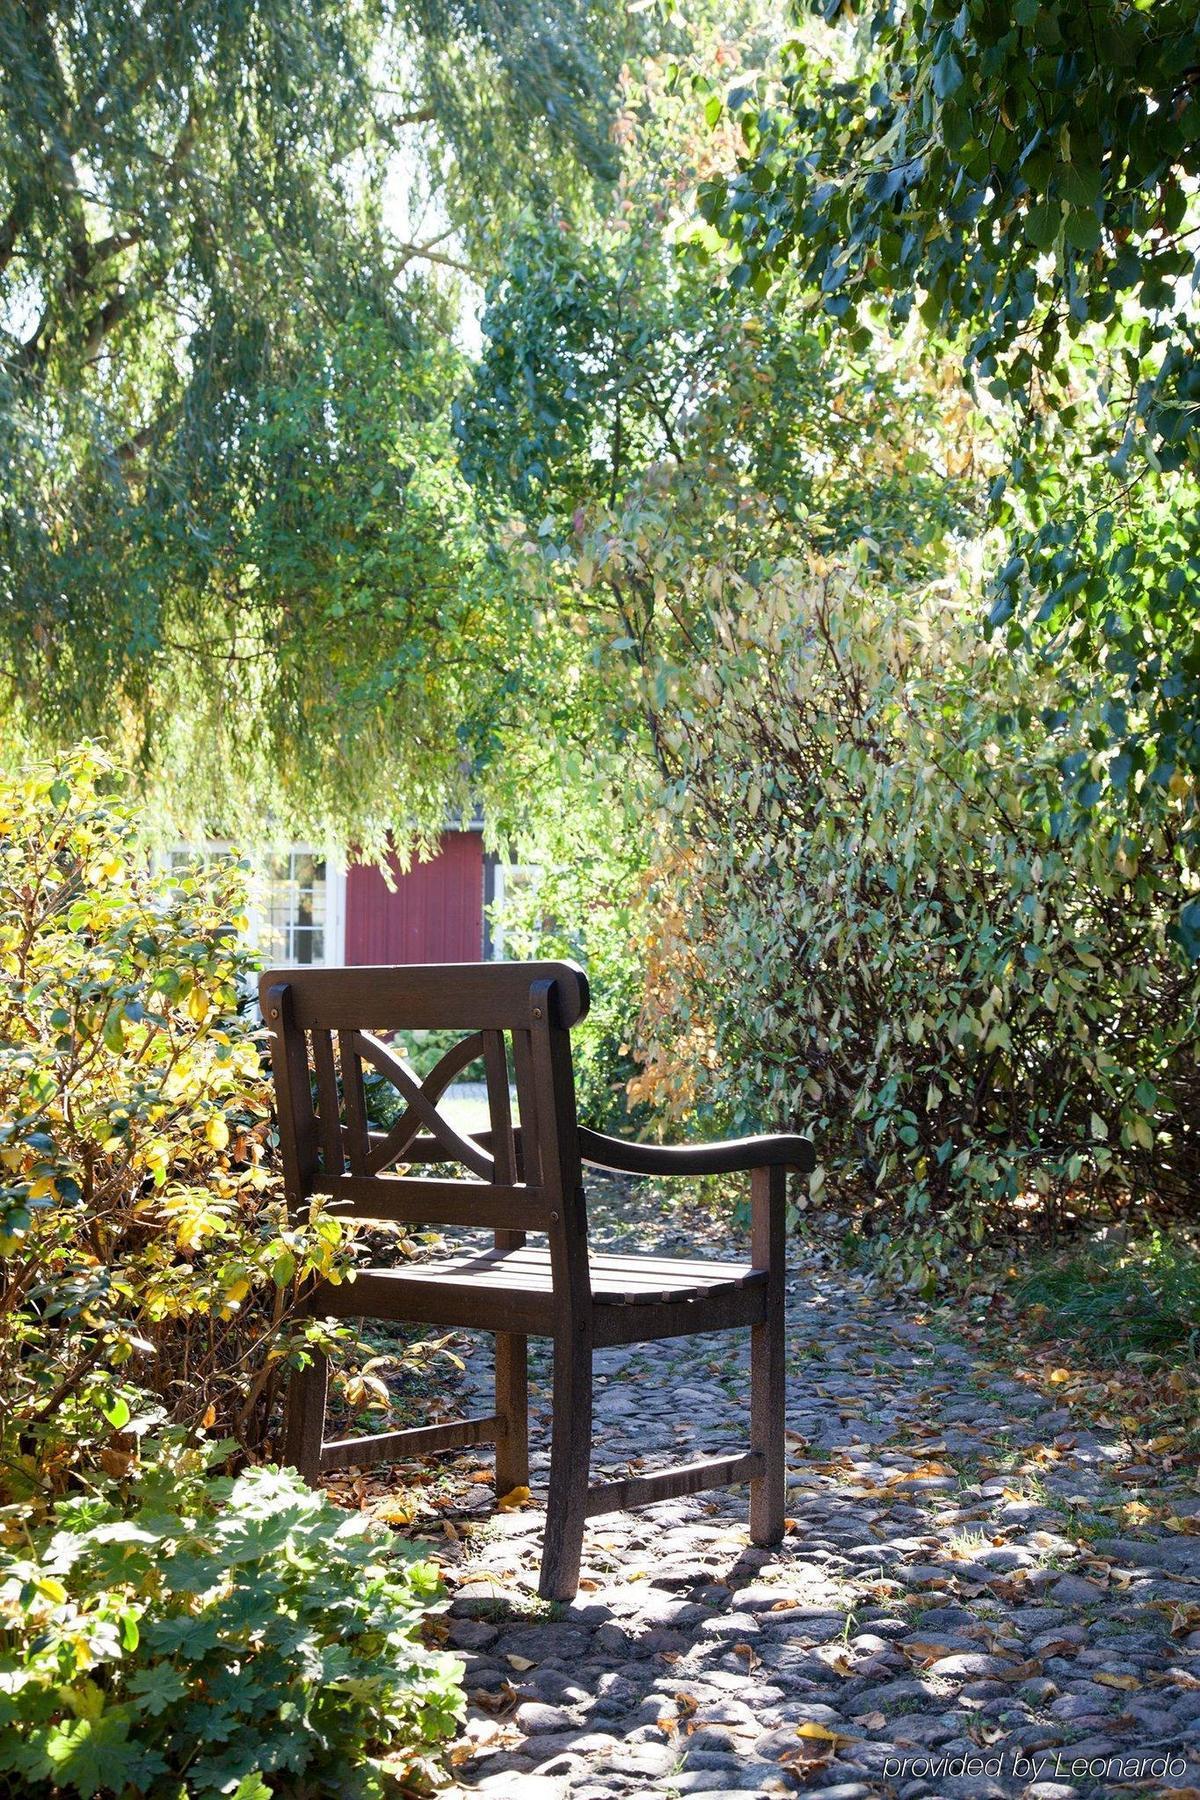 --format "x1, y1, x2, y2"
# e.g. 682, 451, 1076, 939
284, 1348, 328, 1486
749, 1166, 786, 1545
539, 1331, 591, 1601
494, 1332, 529, 1495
